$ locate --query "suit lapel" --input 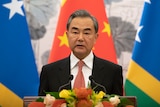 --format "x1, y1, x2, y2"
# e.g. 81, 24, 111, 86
58, 57, 71, 89
92, 56, 105, 84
